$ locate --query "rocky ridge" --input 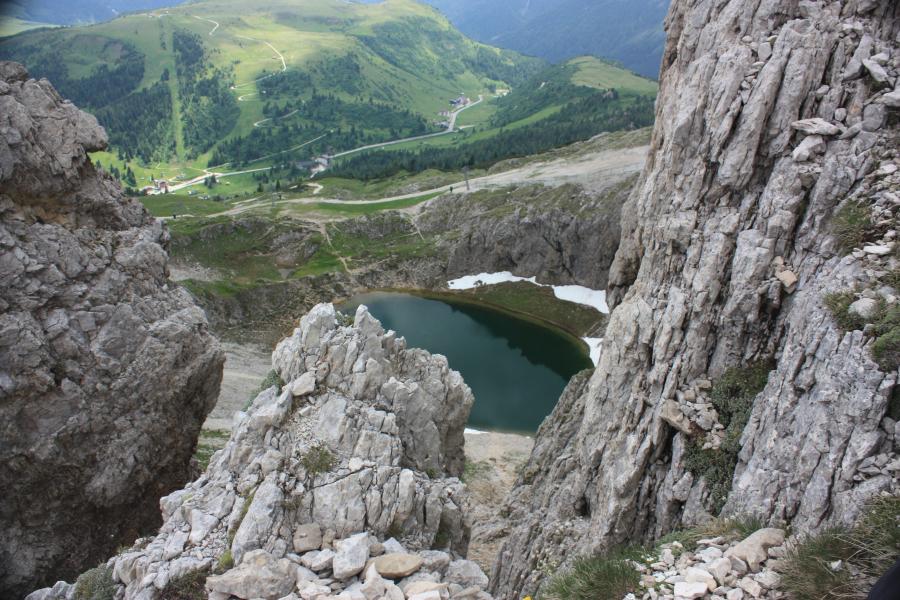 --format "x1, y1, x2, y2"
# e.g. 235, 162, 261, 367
28, 304, 493, 600
491, 0, 900, 598
0, 62, 224, 597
